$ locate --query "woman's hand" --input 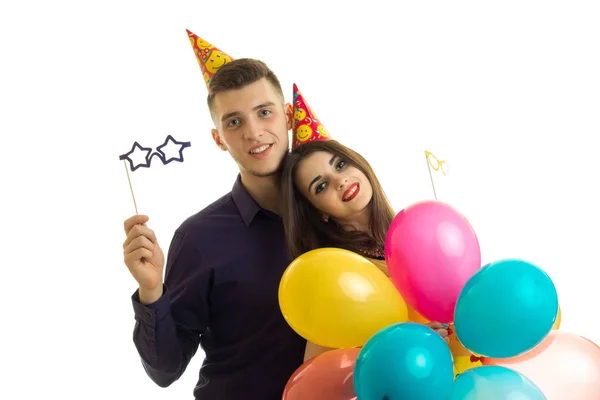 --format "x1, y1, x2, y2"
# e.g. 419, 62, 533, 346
425, 321, 451, 344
